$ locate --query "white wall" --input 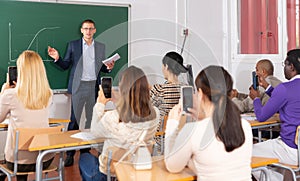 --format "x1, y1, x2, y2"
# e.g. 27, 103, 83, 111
181, 0, 226, 80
